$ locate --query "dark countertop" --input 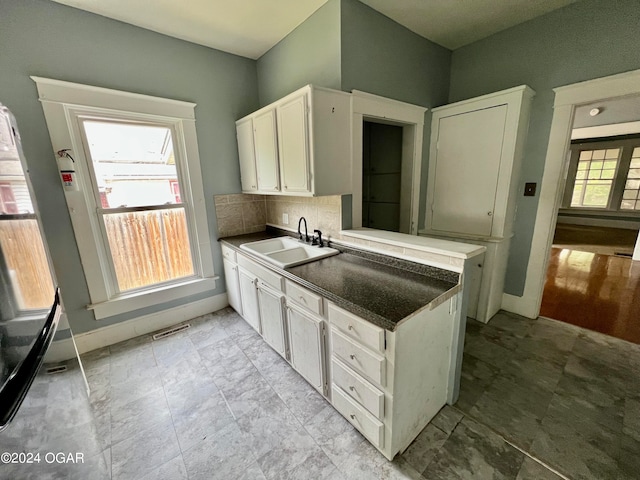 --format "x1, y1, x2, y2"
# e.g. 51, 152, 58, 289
220, 230, 459, 331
